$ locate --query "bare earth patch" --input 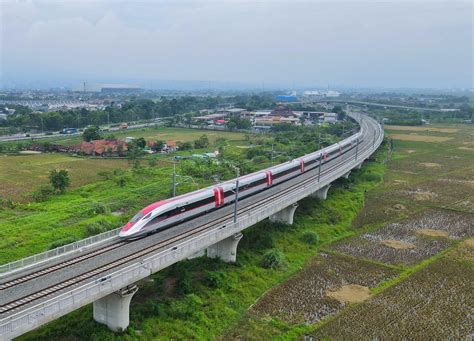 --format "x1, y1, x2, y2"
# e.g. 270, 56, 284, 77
458, 146, 474, 151
416, 229, 449, 238
381, 239, 416, 249
462, 238, 474, 248
326, 284, 372, 303
388, 134, 452, 143
407, 149, 416, 153
392, 180, 408, 185
393, 204, 406, 210
419, 162, 441, 168
413, 190, 437, 201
